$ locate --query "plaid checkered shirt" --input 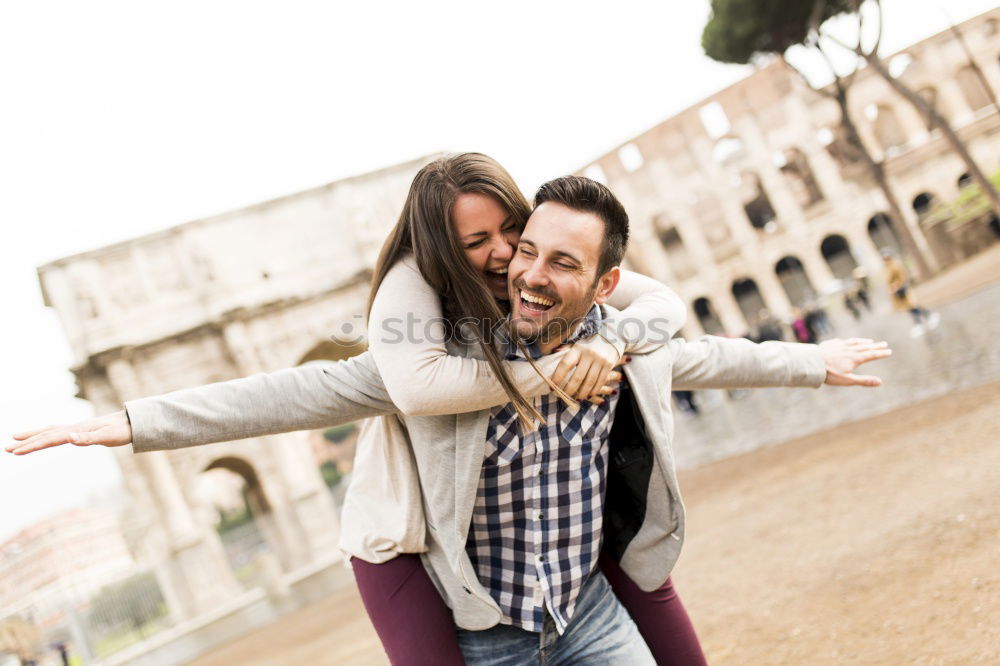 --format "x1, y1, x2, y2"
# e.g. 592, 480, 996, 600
465, 305, 622, 633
